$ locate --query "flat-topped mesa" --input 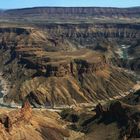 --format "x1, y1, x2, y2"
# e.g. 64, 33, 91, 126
4, 7, 140, 20
21, 49, 108, 77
